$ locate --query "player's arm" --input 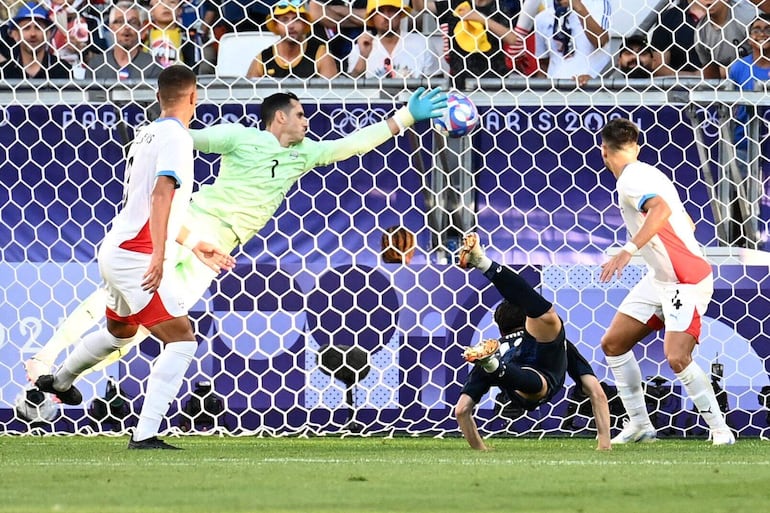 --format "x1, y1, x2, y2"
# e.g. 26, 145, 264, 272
142, 175, 177, 293
579, 374, 611, 451
600, 195, 671, 282
455, 394, 488, 450
175, 226, 236, 273
311, 87, 447, 166
189, 123, 244, 155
